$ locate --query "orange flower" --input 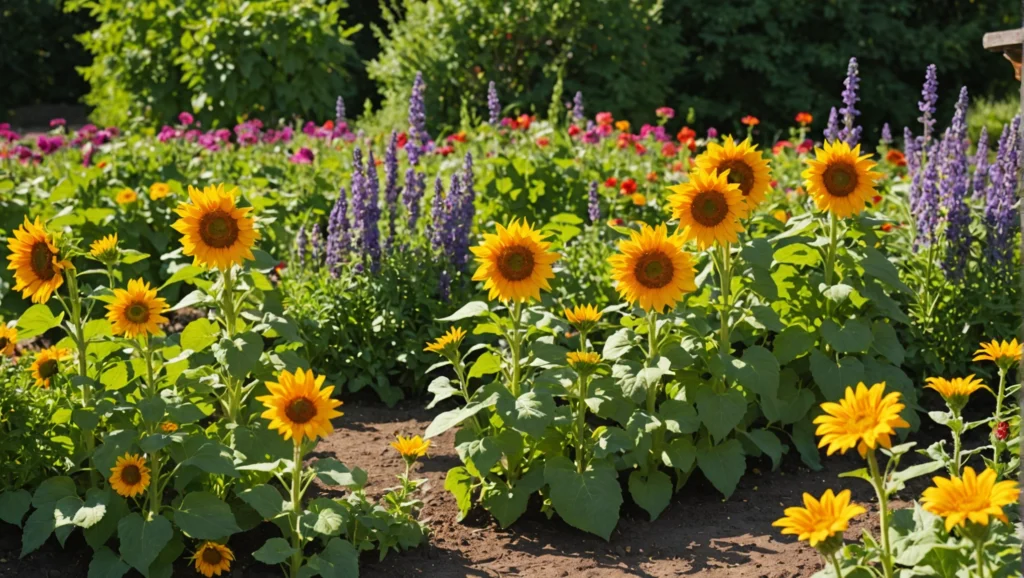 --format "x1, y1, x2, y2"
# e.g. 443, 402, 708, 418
615, 120, 631, 132
645, 171, 658, 182
596, 112, 614, 126
741, 115, 760, 127
631, 193, 646, 206
795, 112, 813, 126
536, 137, 550, 147
676, 126, 696, 144
885, 149, 907, 167
880, 223, 894, 232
